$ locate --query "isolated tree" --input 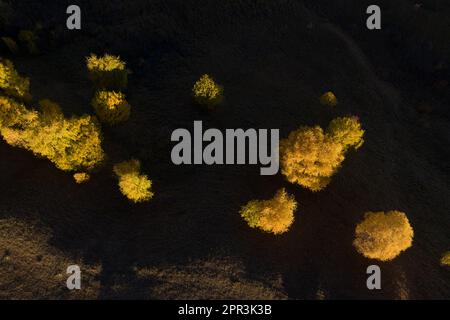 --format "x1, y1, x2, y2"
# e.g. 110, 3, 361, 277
192, 74, 223, 108
86, 54, 128, 90
0, 59, 31, 99
113, 159, 154, 203
240, 188, 297, 235
91, 90, 130, 125
353, 211, 414, 261
327, 116, 364, 150
319, 91, 338, 107
280, 126, 344, 191
441, 252, 450, 267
